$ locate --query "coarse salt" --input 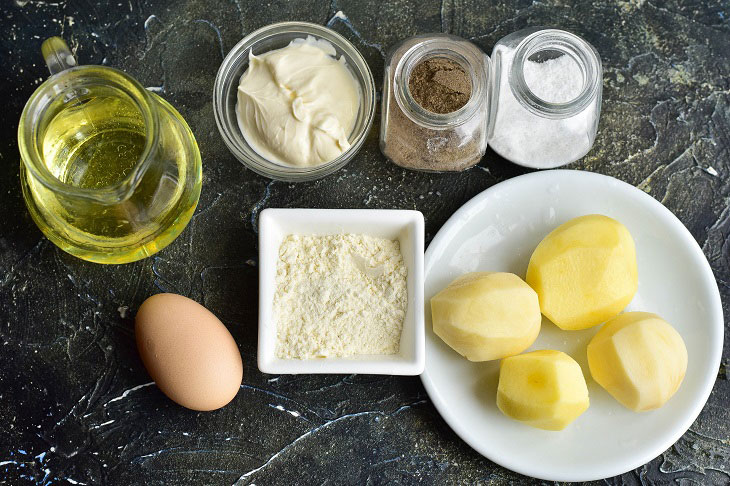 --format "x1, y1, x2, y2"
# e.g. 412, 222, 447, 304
489, 52, 598, 168
523, 55, 584, 103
